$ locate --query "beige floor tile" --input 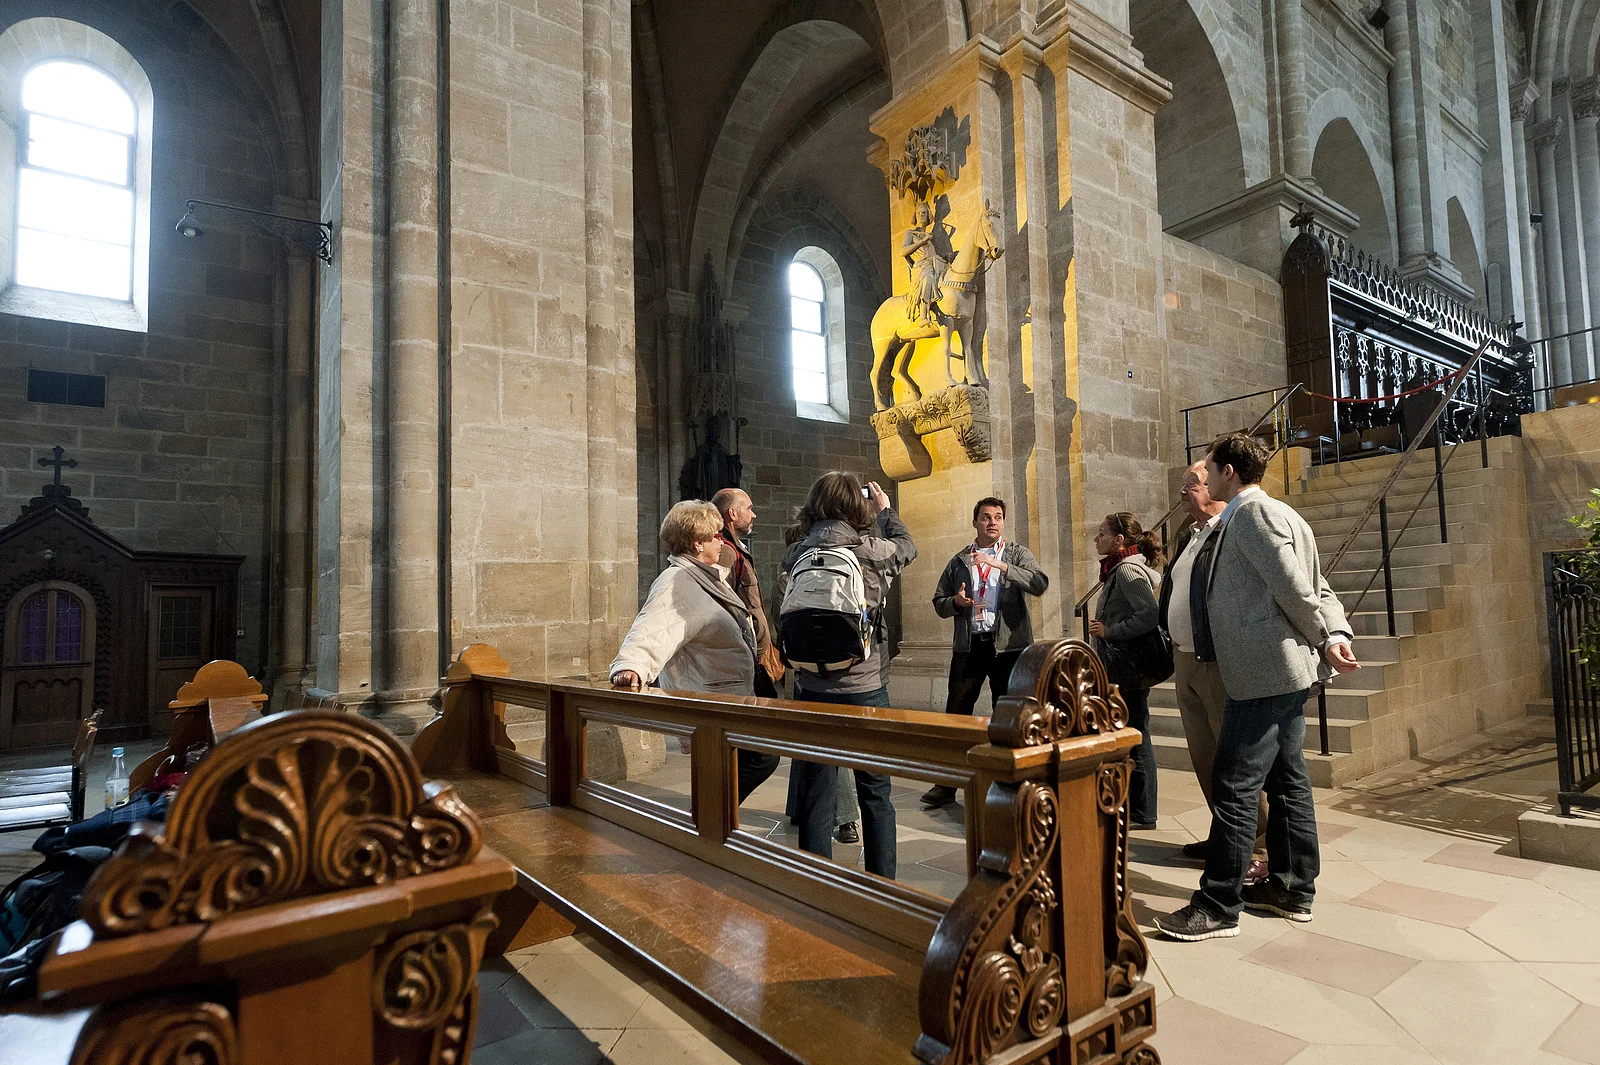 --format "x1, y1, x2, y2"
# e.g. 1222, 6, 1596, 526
1304, 902, 1506, 961
1527, 963, 1600, 1006
1360, 855, 1574, 906
1319, 822, 1453, 863
1313, 858, 1385, 903
1432, 1048, 1588, 1065
627, 990, 701, 1031
1284, 1045, 1438, 1065
1243, 929, 1418, 997
1348, 880, 1497, 928
1468, 896, 1600, 963
1536, 864, 1600, 913
1541, 1003, 1600, 1065
1376, 960, 1578, 1049
513, 948, 652, 1028
1158, 951, 1414, 1044
1427, 840, 1547, 880
1145, 995, 1308, 1065
606, 1026, 742, 1064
